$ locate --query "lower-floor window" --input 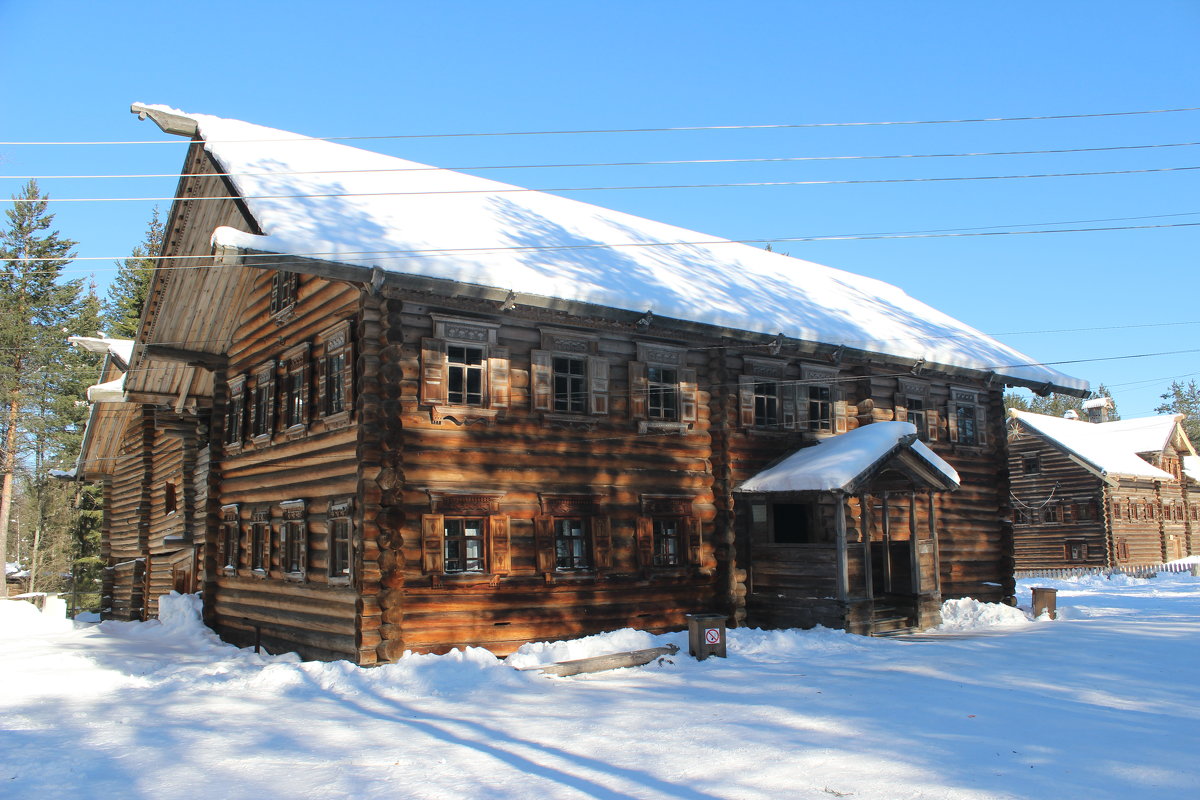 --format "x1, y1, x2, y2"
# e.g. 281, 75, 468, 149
281, 522, 306, 574
443, 517, 485, 573
329, 518, 351, 578
250, 523, 269, 571
555, 518, 590, 570
1065, 540, 1088, 562
653, 519, 682, 566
